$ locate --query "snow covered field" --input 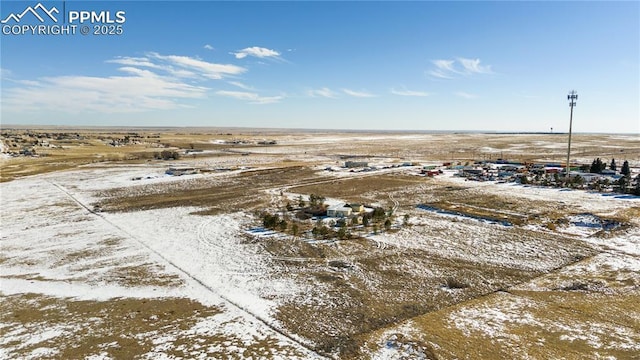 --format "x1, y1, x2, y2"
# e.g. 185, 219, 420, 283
0, 169, 322, 359
1, 130, 639, 359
